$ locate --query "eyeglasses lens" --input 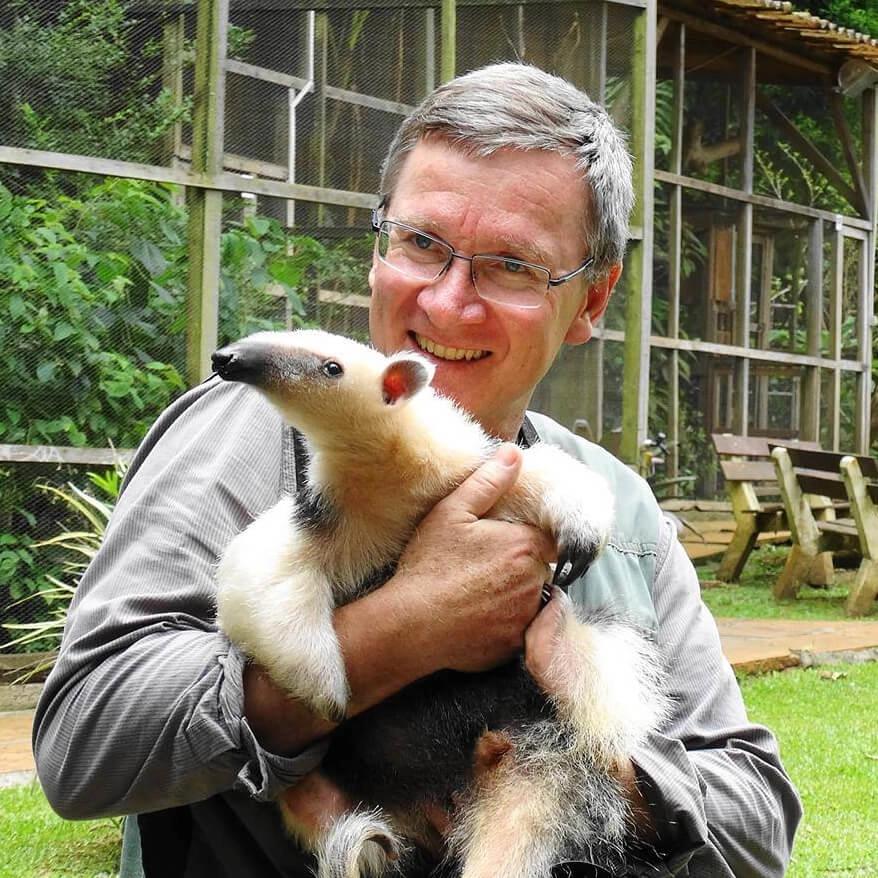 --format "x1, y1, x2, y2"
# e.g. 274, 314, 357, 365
377, 222, 547, 309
